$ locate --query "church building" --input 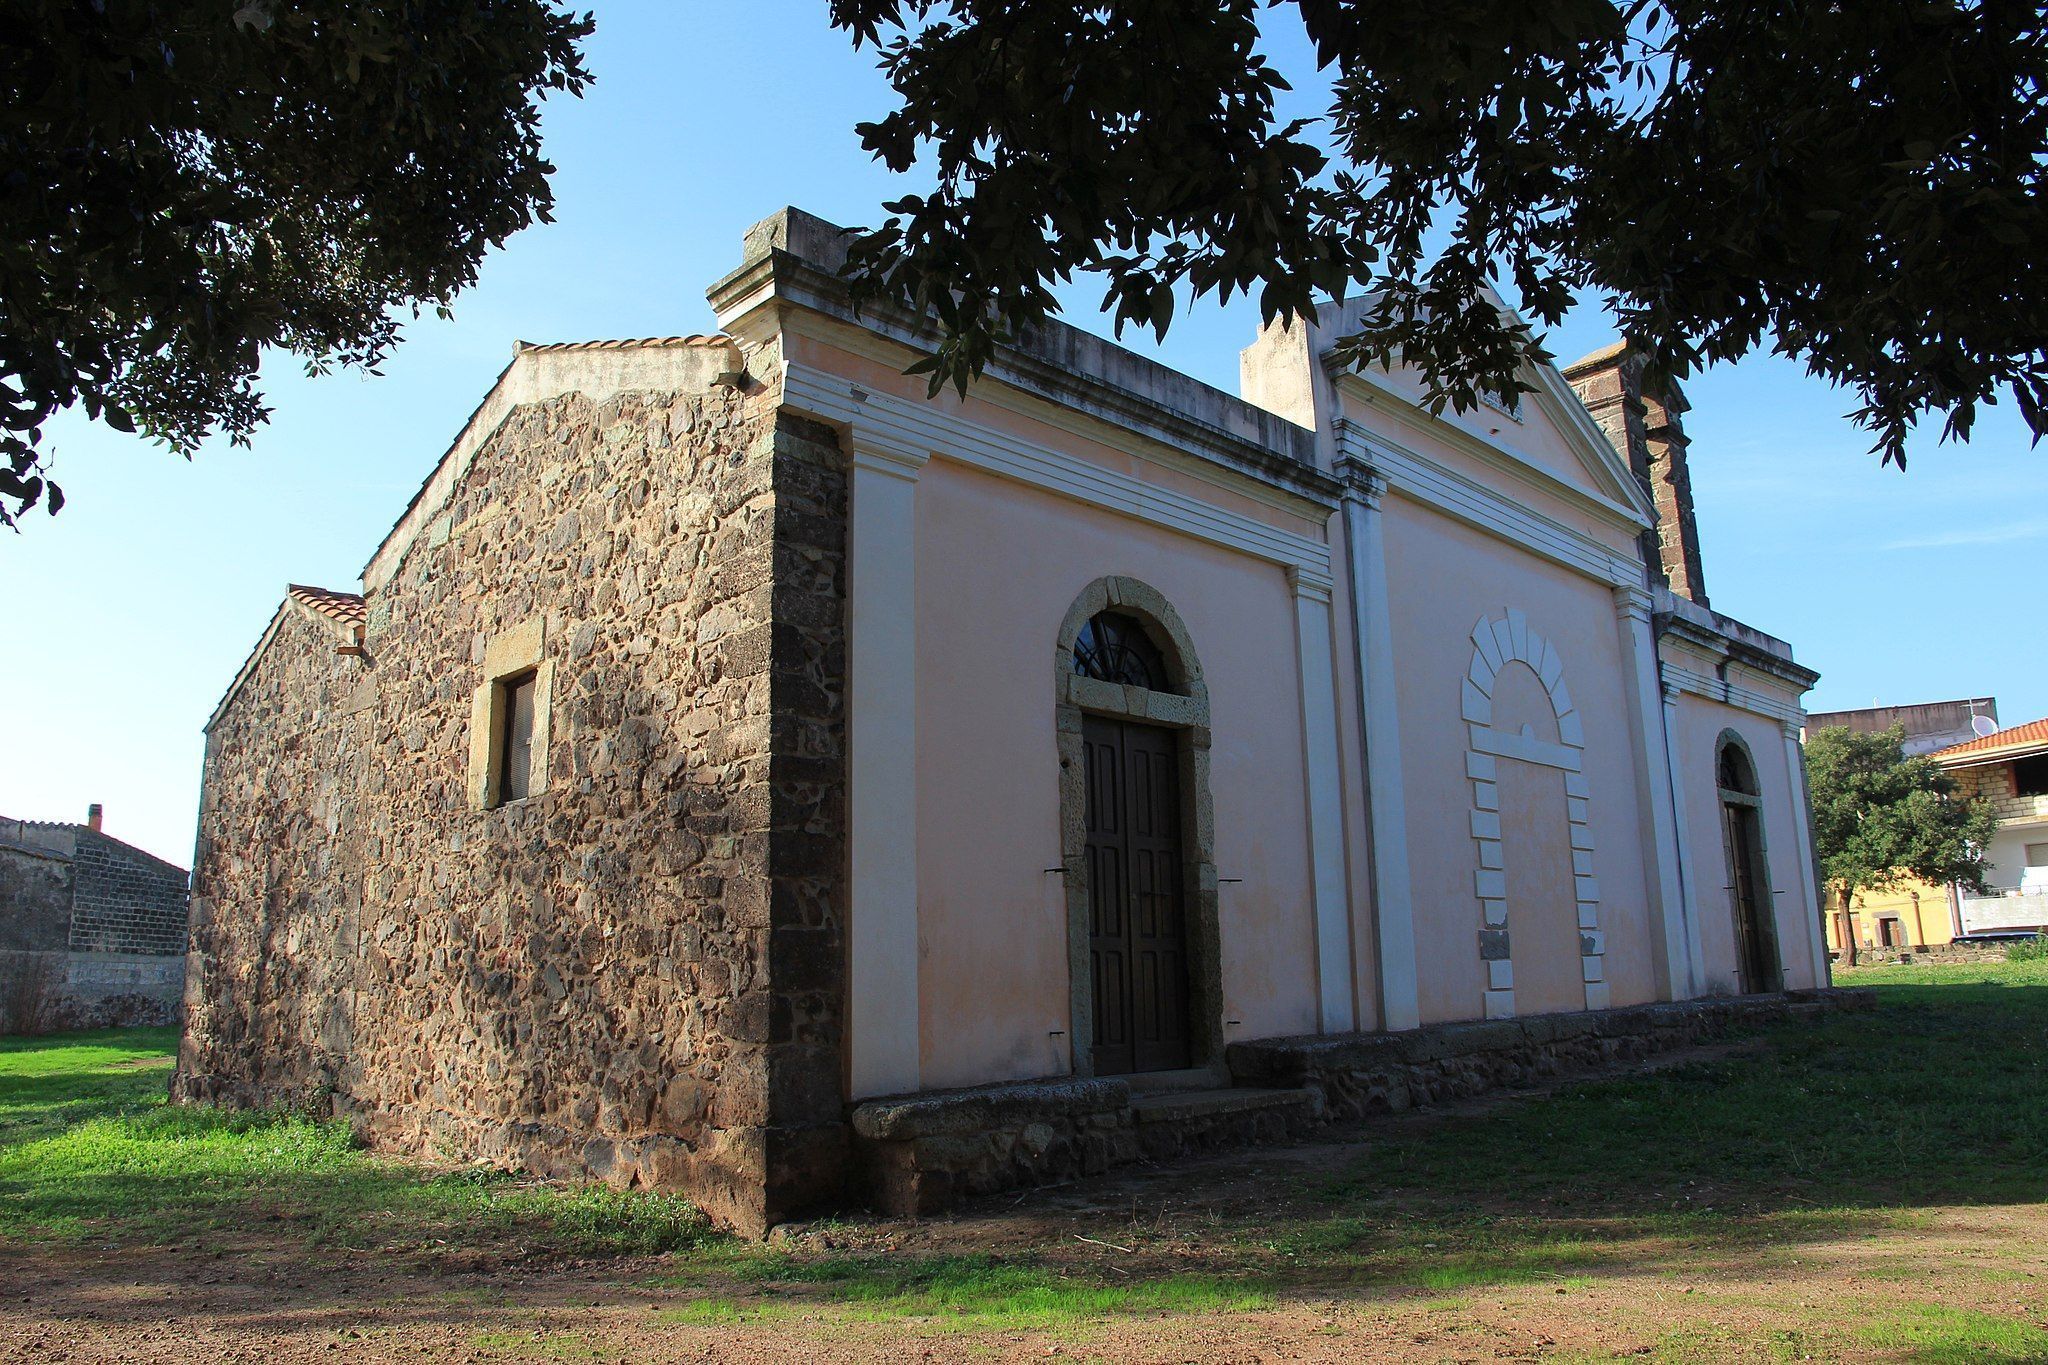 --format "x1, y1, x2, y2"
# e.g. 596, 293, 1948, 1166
176, 209, 1833, 1234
